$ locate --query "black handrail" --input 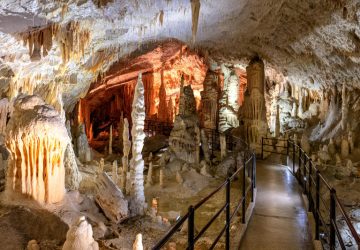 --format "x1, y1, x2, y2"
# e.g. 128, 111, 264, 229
152, 133, 256, 249
262, 137, 360, 250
